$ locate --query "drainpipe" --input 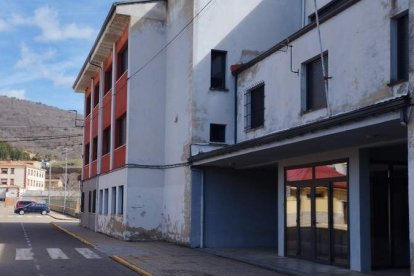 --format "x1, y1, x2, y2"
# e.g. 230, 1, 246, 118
234, 74, 238, 144
200, 169, 204, 248
301, 0, 306, 27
